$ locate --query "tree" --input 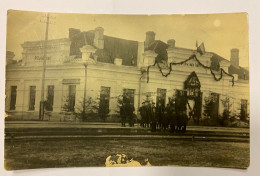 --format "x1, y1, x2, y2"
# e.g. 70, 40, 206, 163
61, 95, 77, 122
221, 97, 232, 119
192, 94, 202, 125
74, 97, 98, 121
203, 95, 217, 125
62, 95, 75, 112
98, 96, 110, 121
220, 97, 232, 126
